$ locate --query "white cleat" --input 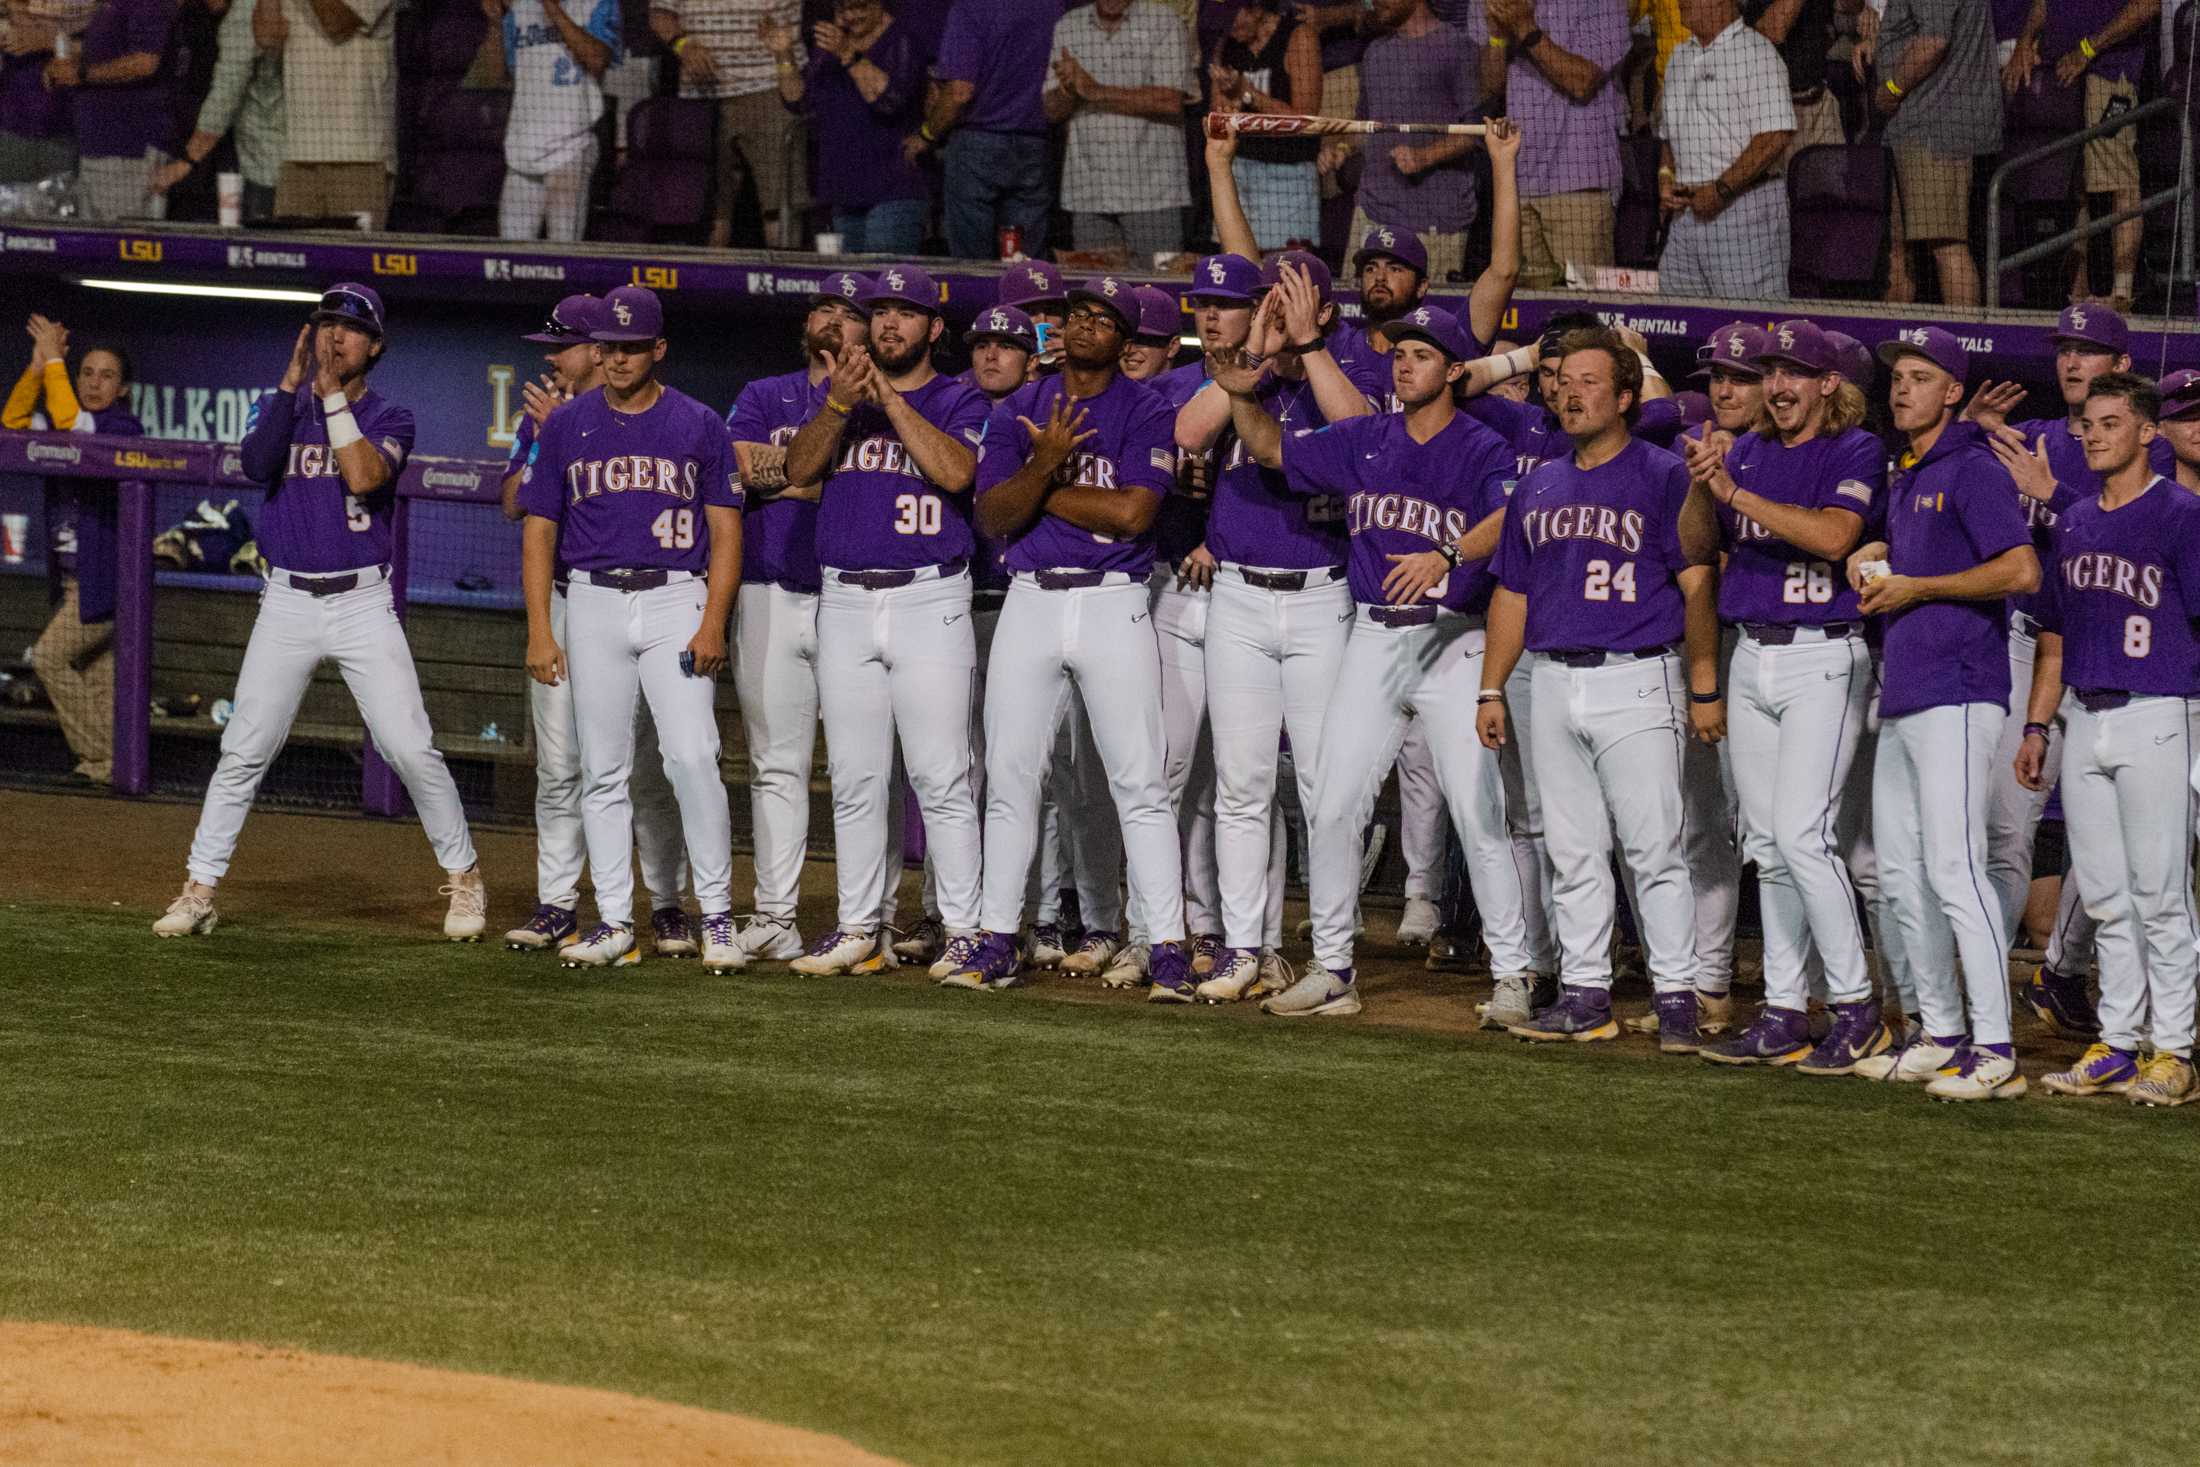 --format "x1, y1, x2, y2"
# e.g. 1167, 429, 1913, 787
1252, 947, 1294, 999
561, 923, 638, 969
894, 916, 946, 964
1260, 965, 1362, 1018
790, 929, 879, 976
153, 884, 217, 938
1926, 1048, 2029, 1102
732, 914, 805, 962
1194, 948, 1261, 1003
1393, 897, 1439, 948
1059, 932, 1122, 977
1888, 1037, 1964, 1084
1477, 973, 1535, 1031
699, 912, 745, 974
1022, 923, 1069, 967
440, 867, 488, 942
928, 932, 987, 980
1101, 942, 1150, 990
